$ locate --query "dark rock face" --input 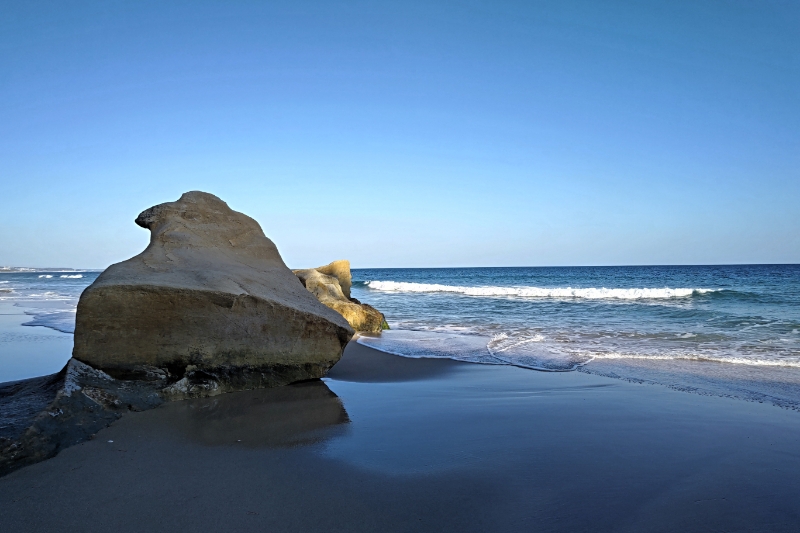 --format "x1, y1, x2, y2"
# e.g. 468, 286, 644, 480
0, 359, 351, 477
0, 359, 163, 477
73, 192, 354, 394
